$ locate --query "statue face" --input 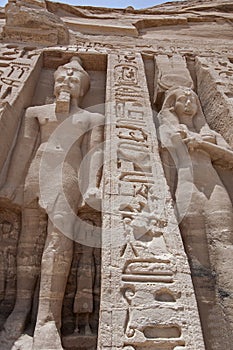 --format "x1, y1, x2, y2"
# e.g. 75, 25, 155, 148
54, 67, 85, 99
2, 221, 12, 234
174, 91, 198, 118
